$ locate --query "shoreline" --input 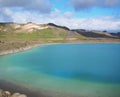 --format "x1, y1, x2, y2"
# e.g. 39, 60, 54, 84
0, 79, 81, 97
0, 43, 59, 56
0, 79, 48, 97
0, 42, 120, 56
